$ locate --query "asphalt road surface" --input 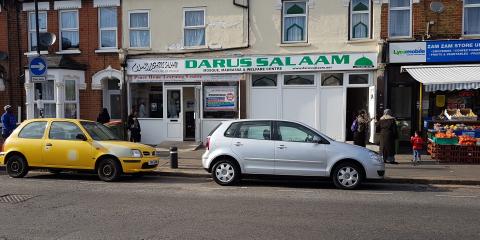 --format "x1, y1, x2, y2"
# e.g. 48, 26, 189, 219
0, 171, 480, 240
